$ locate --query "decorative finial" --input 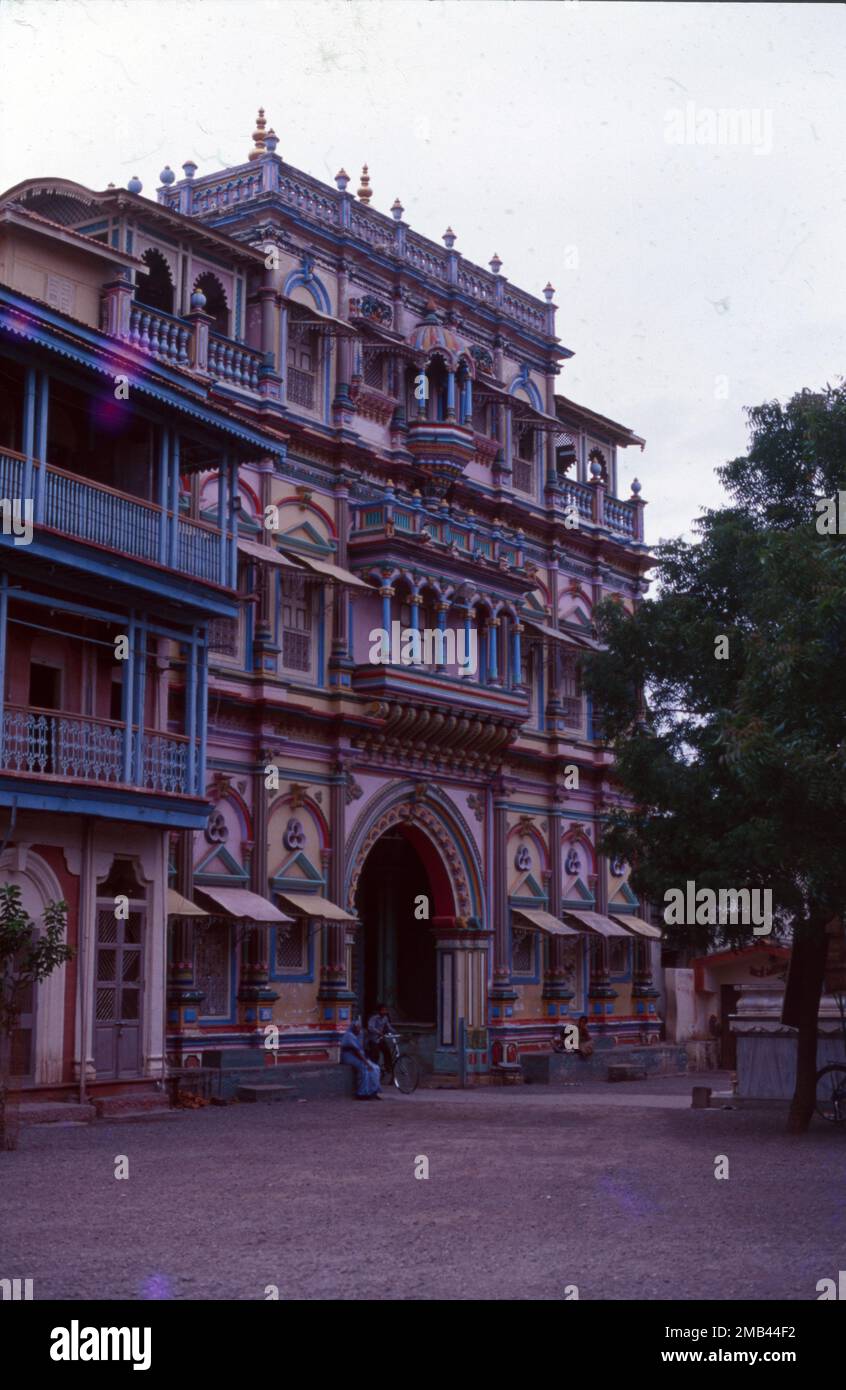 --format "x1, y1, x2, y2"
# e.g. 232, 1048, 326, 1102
248, 107, 268, 161
489, 253, 502, 275
357, 164, 372, 203
590, 457, 603, 480
127, 175, 143, 194
631, 478, 642, 495
190, 287, 207, 311
335, 168, 350, 191
543, 282, 555, 302
390, 197, 404, 221
442, 227, 457, 249
265, 128, 279, 155
159, 166, 175, 187
182, 160, 198, 181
